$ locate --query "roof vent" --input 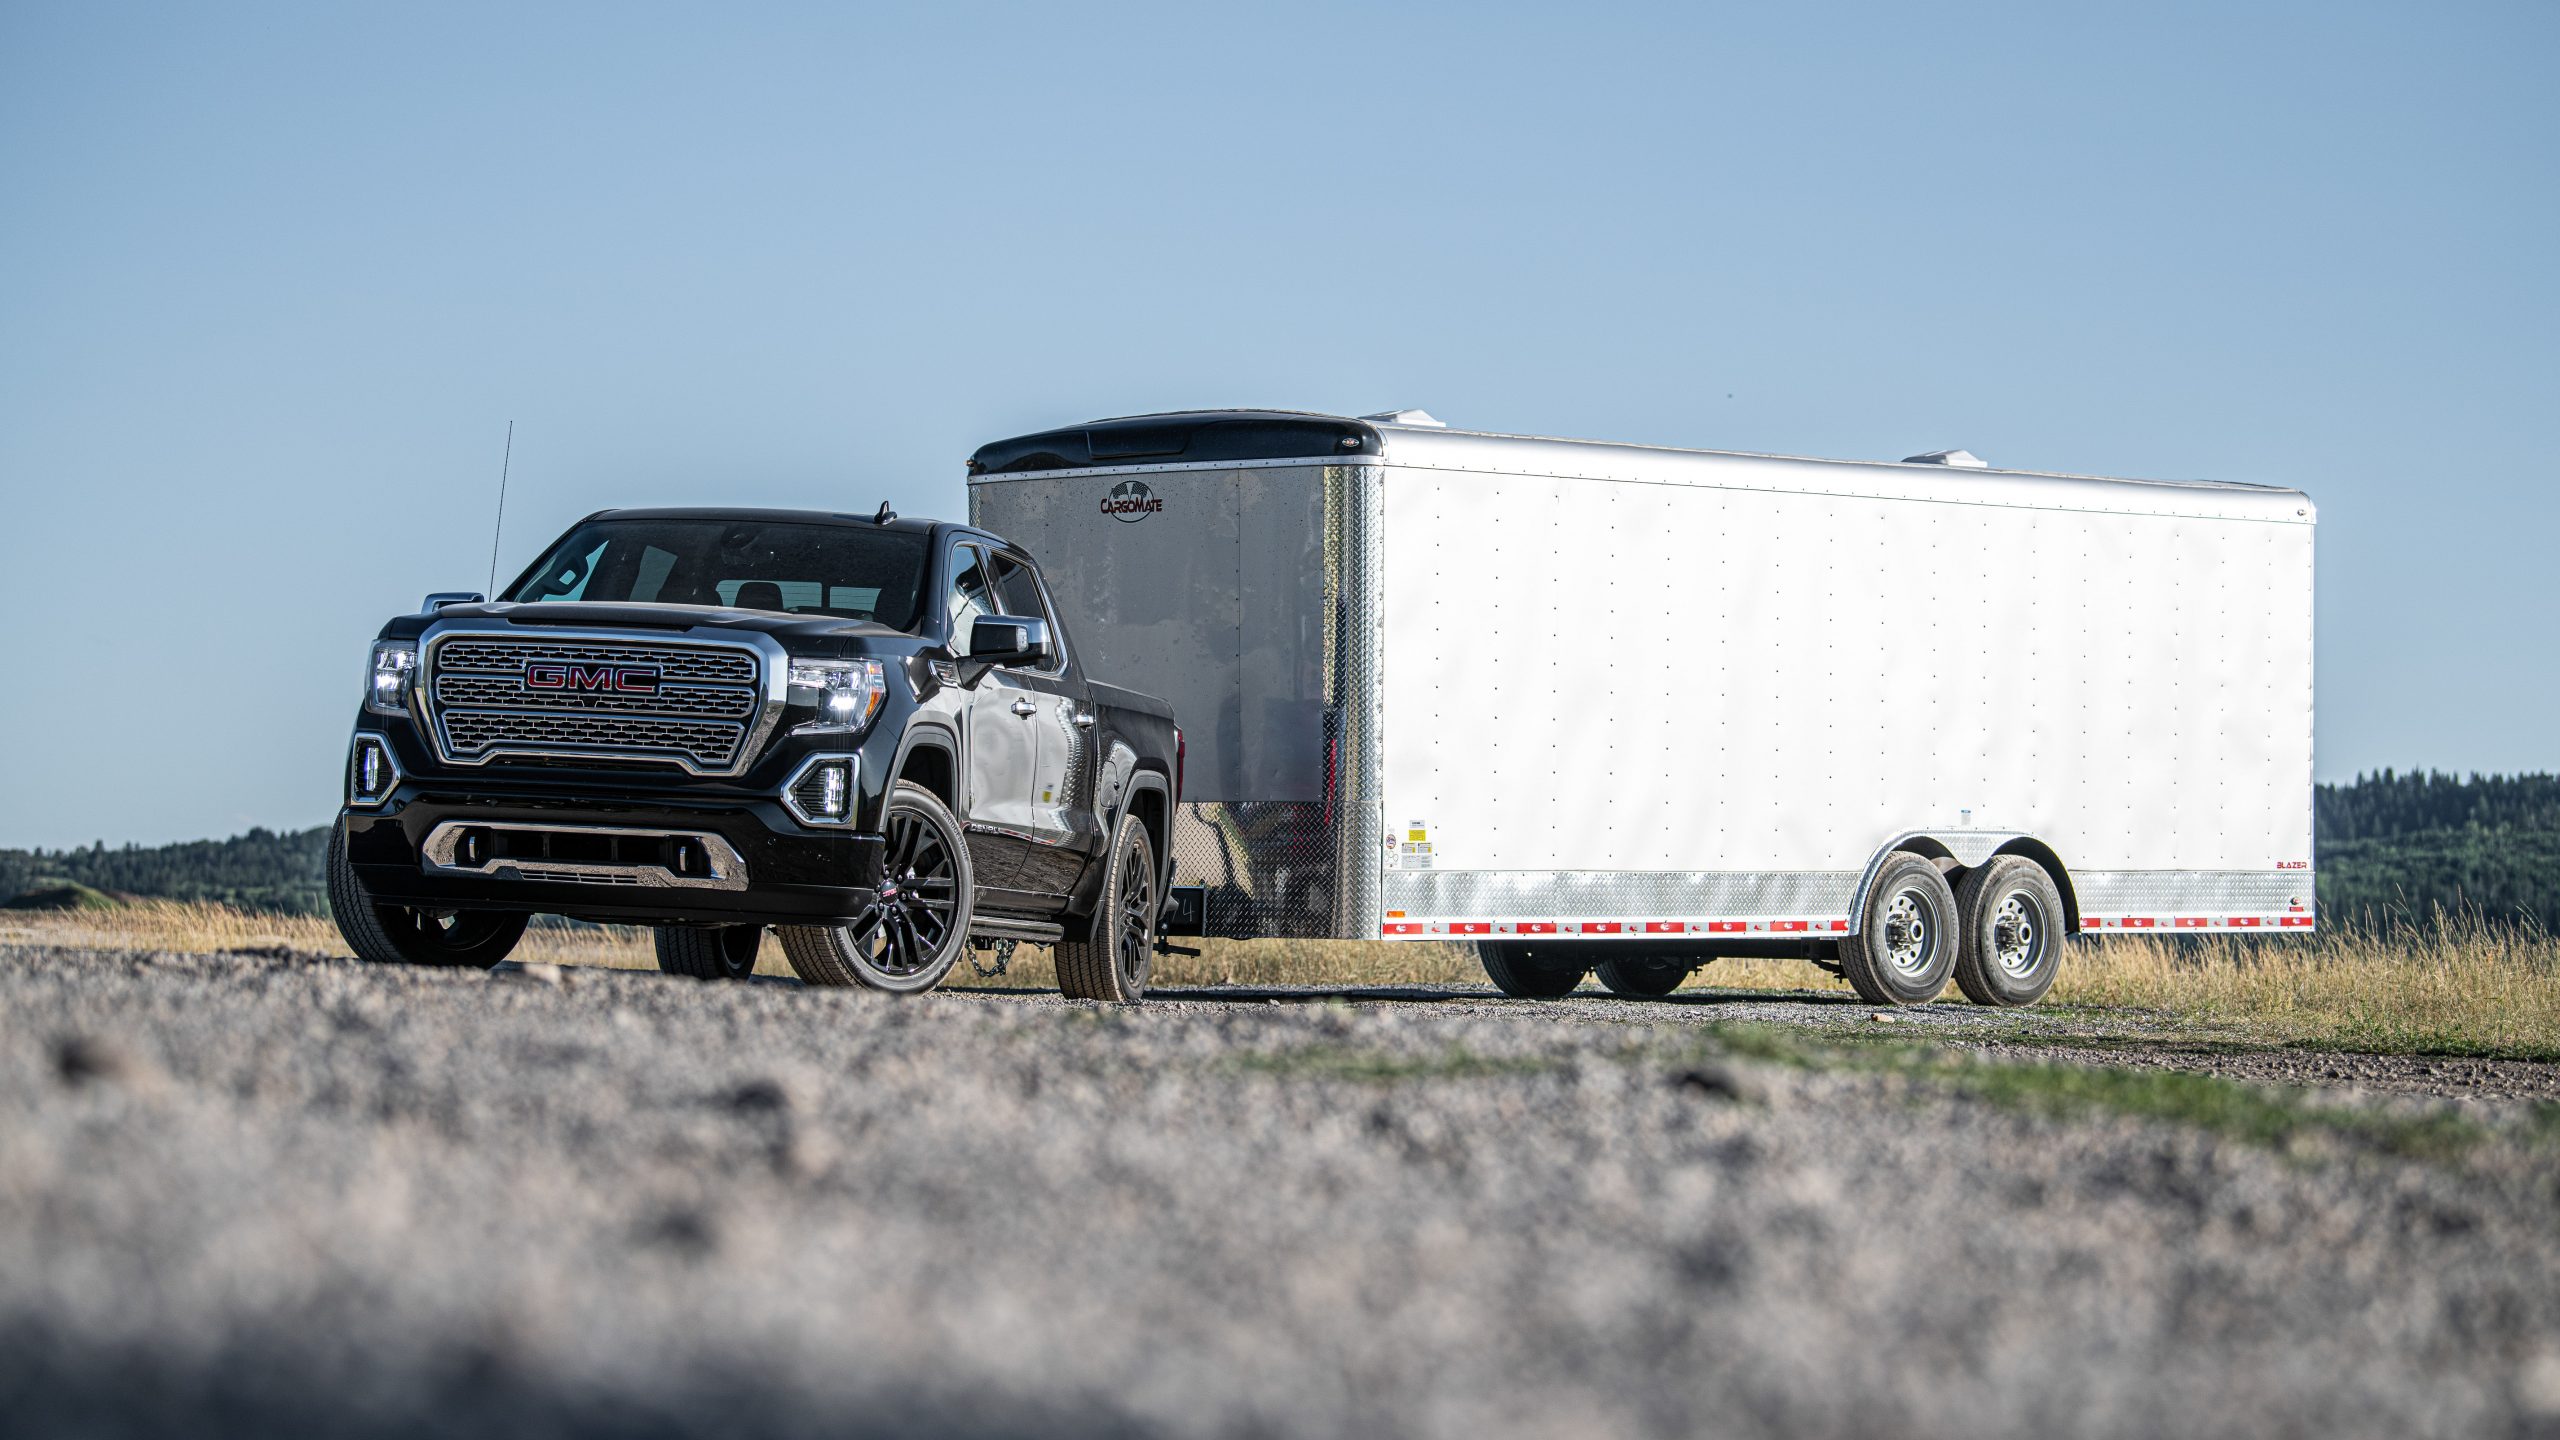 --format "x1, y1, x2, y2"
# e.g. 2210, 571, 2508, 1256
1360, 409, 1446, 428
1903, 448, 1988, 469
